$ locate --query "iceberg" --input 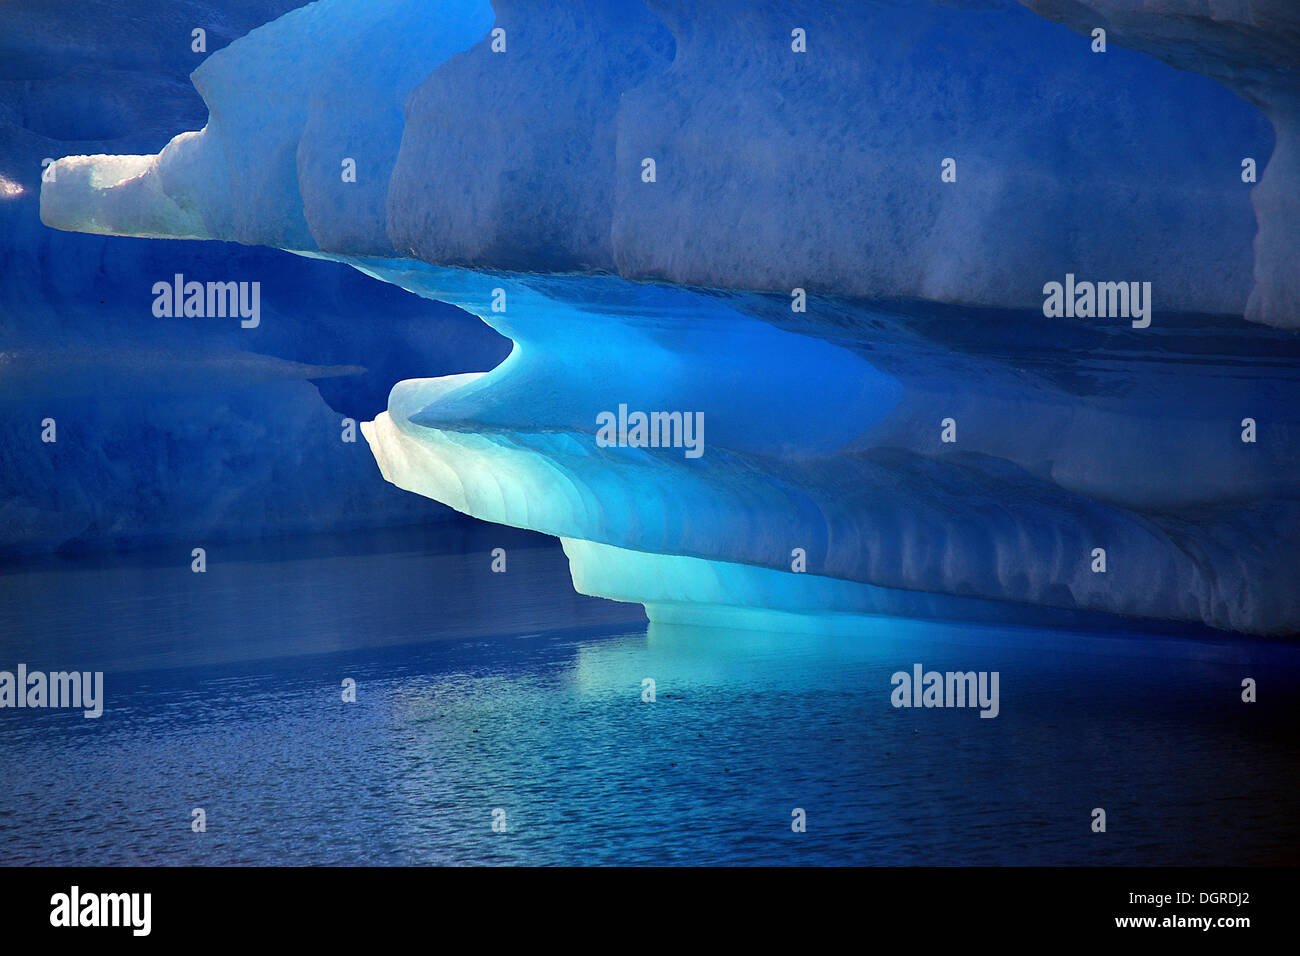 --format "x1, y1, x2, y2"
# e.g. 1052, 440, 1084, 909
30, 0, 1300, 633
